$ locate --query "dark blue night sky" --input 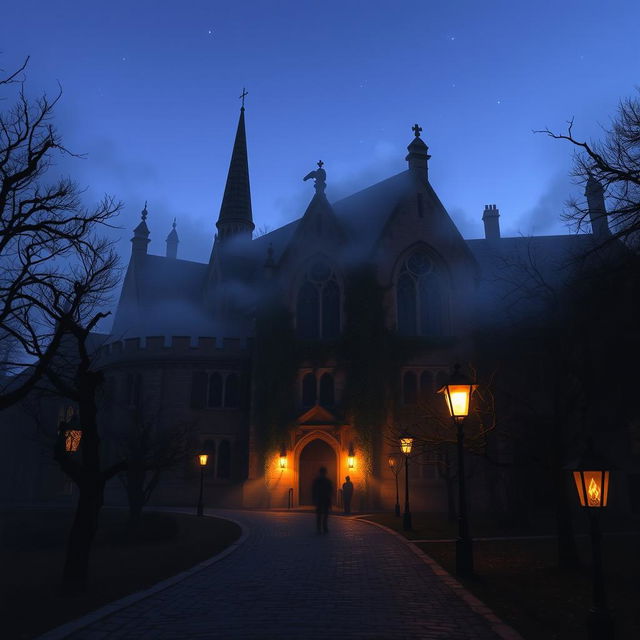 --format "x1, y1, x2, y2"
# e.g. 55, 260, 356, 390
2, 0, 639, 265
